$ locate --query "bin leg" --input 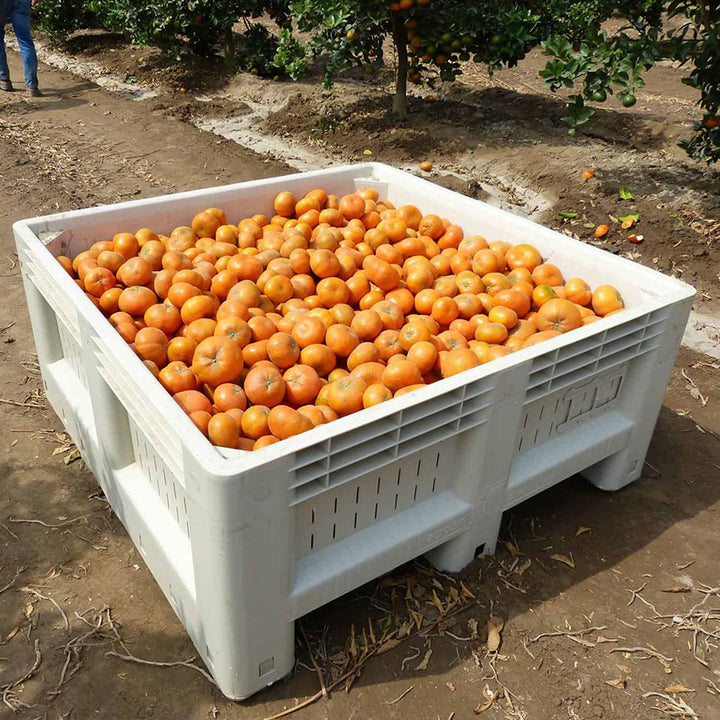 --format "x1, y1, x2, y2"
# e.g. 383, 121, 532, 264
426, 511, 503, 572
185, 450, 296, 700
583, 300, 693, 493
